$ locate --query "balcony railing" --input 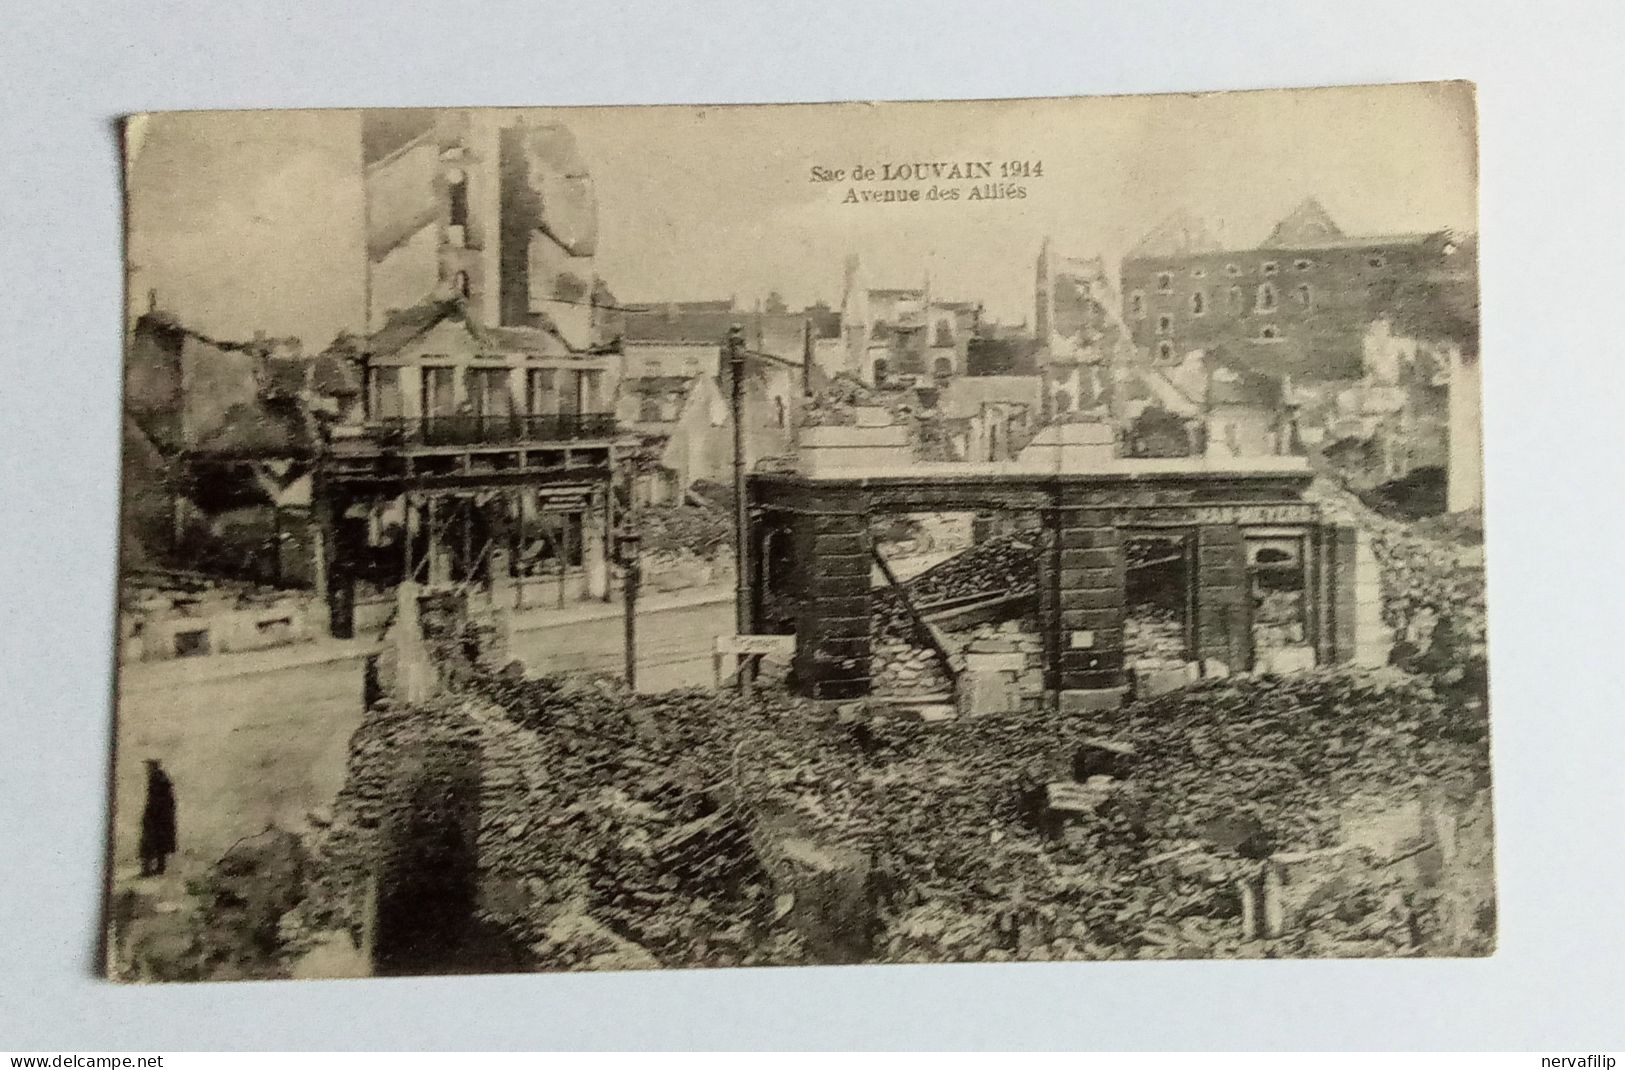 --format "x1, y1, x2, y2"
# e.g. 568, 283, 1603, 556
365, 412, 618, 448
